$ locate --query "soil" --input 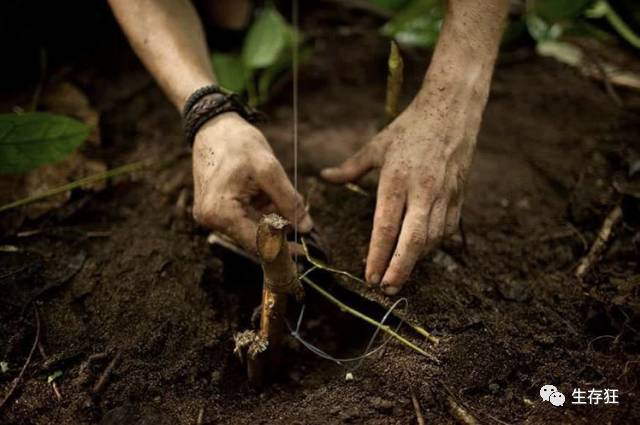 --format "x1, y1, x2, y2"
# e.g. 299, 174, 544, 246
2, 4, 640, 425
